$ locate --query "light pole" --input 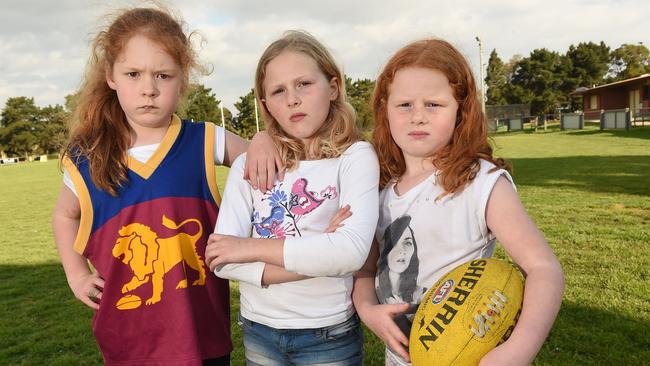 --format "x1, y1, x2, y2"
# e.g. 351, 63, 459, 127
219, 101, 225, 128
254, 98, 260, 132
475, 36, 486, 115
